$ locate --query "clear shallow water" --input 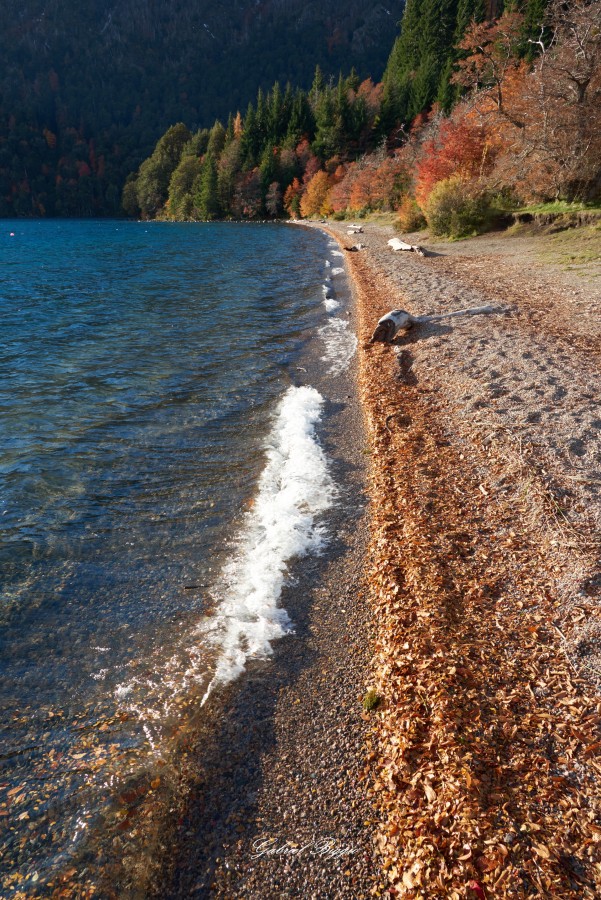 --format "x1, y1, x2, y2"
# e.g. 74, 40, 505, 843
0, 220, 355, 892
